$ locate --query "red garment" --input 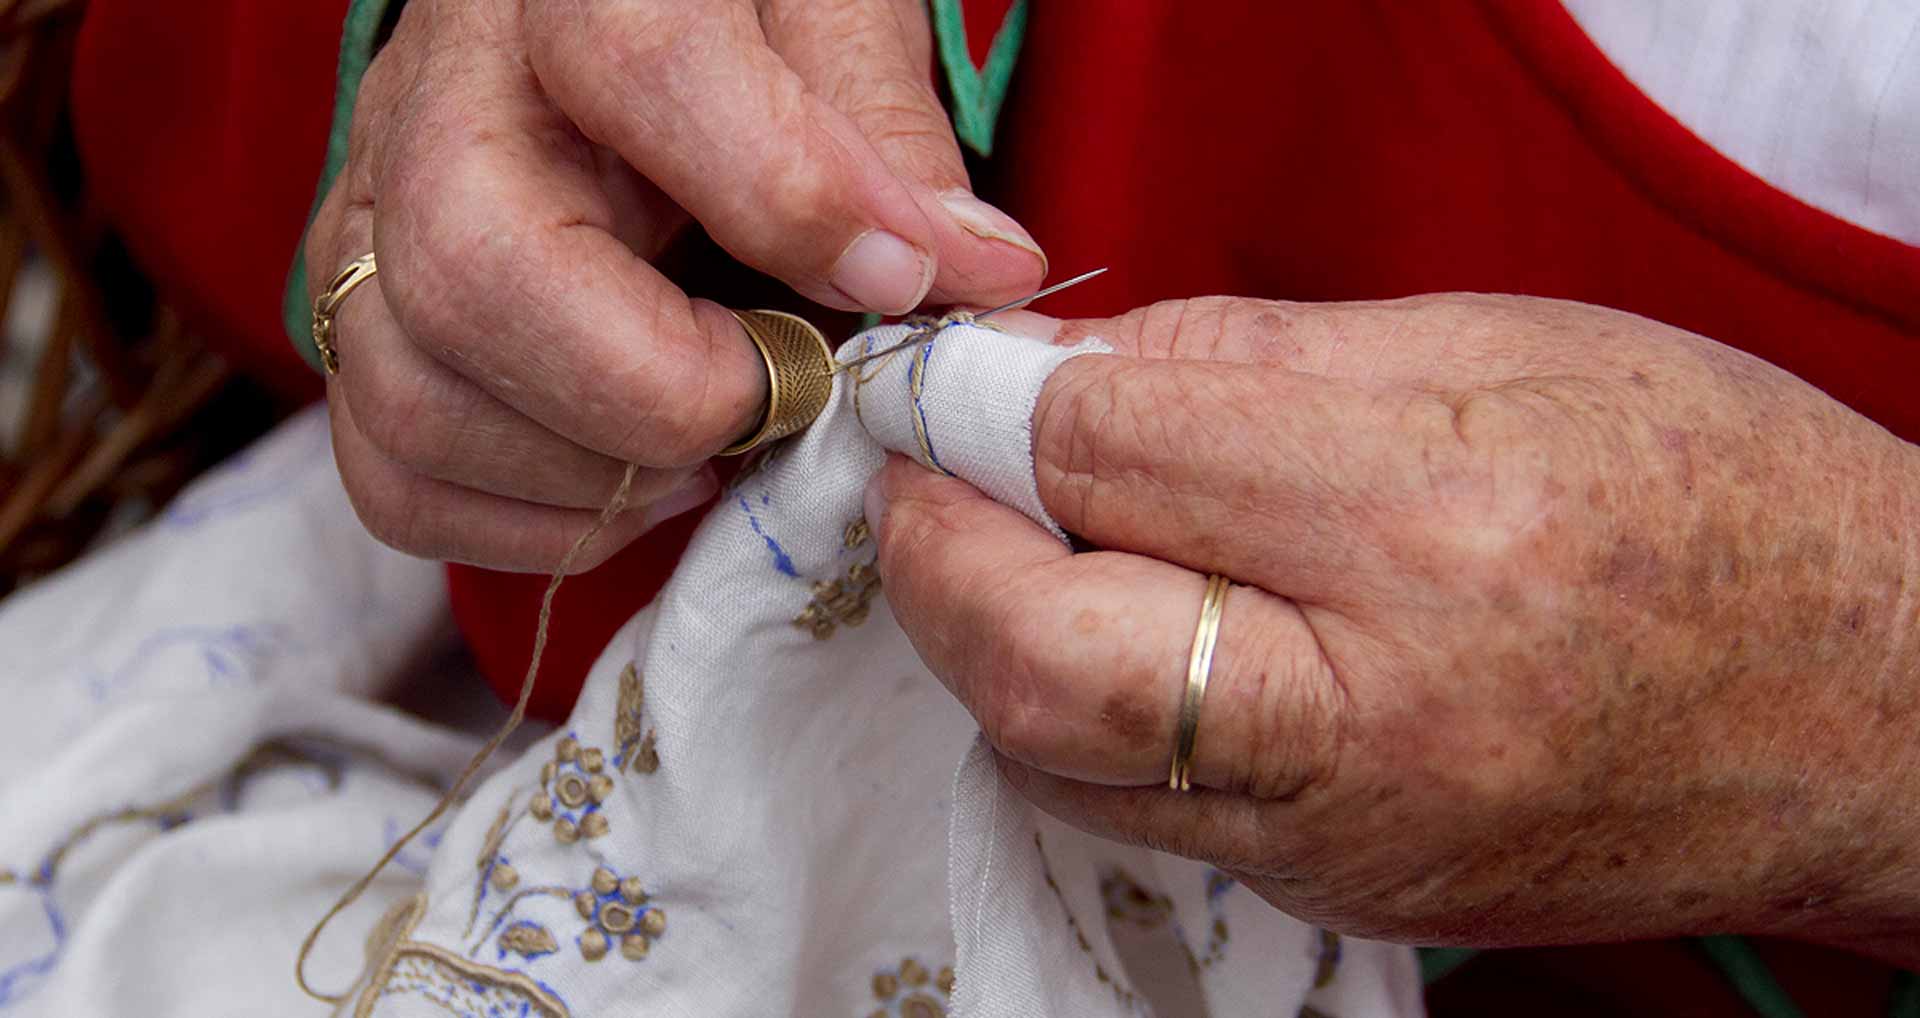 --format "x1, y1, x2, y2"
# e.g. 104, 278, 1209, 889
70, 0, 338, 401
66, 1, 1918, 1012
